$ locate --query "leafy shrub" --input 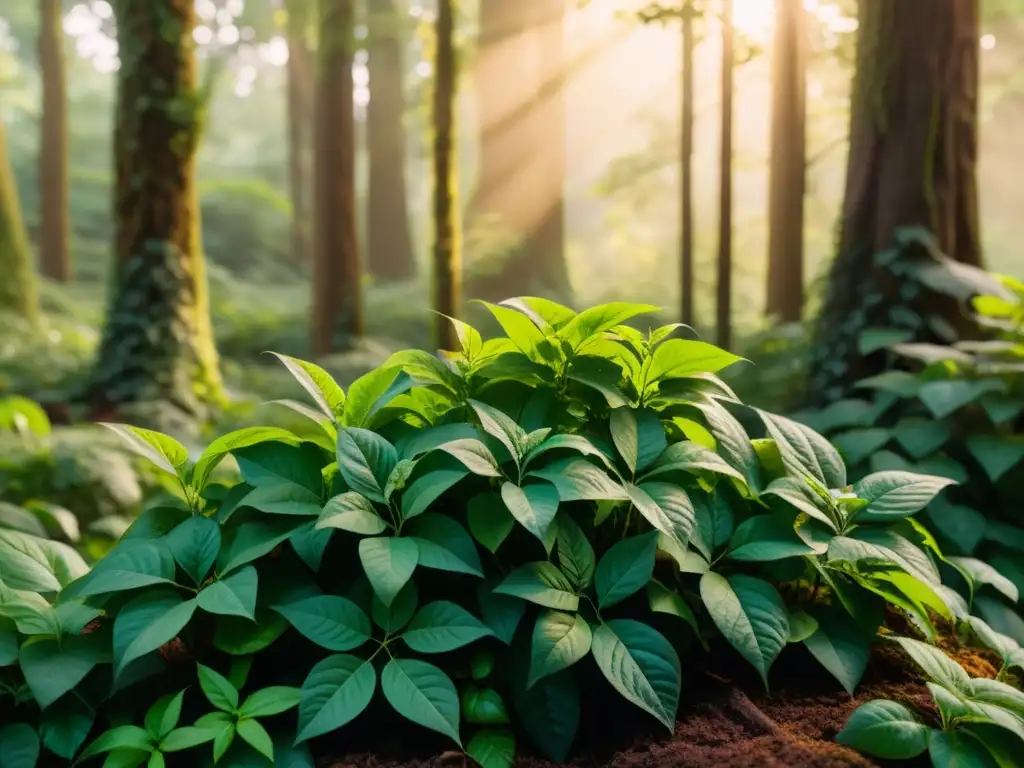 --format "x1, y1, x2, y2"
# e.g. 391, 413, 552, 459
0, 298, 993, 767
795, 241, 1024, 645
